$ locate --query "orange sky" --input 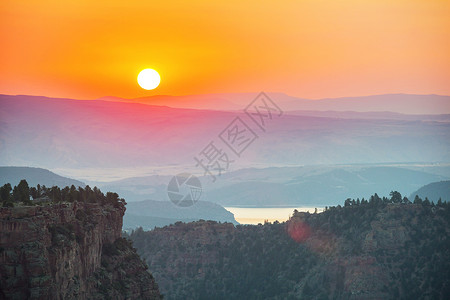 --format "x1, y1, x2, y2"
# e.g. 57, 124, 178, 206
1, 0, 449, 99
